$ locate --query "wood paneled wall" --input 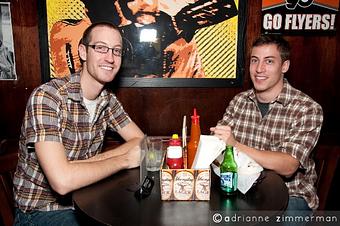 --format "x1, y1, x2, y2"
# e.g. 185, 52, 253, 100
0, 0, 339, 139
0, 0, 41, 138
